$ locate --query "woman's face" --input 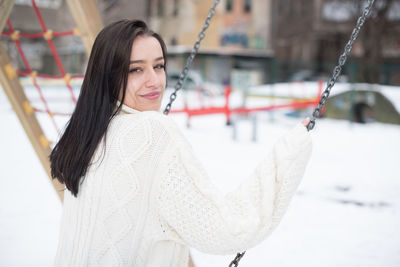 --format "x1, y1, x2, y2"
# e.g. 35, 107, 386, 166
121, 35, 166, 111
